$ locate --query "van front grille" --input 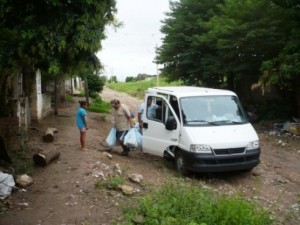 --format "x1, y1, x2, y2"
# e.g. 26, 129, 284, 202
213, 147, 245, 155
